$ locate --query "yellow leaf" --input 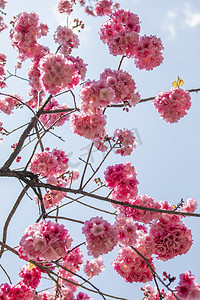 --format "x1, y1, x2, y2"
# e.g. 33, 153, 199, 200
172, 76, 184, 87
29, 263, 35, 270
172, 80, 177, 87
